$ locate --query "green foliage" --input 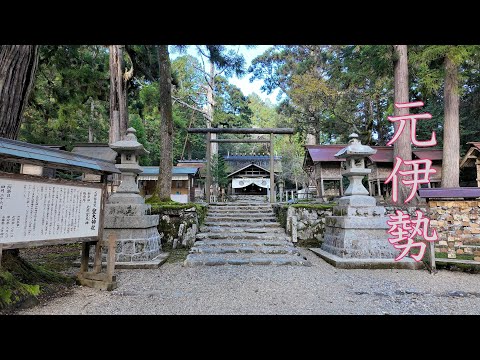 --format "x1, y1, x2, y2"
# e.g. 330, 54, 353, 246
211, 153, 229, 188
0, 251, 72, 313
21, 45, 110, 147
